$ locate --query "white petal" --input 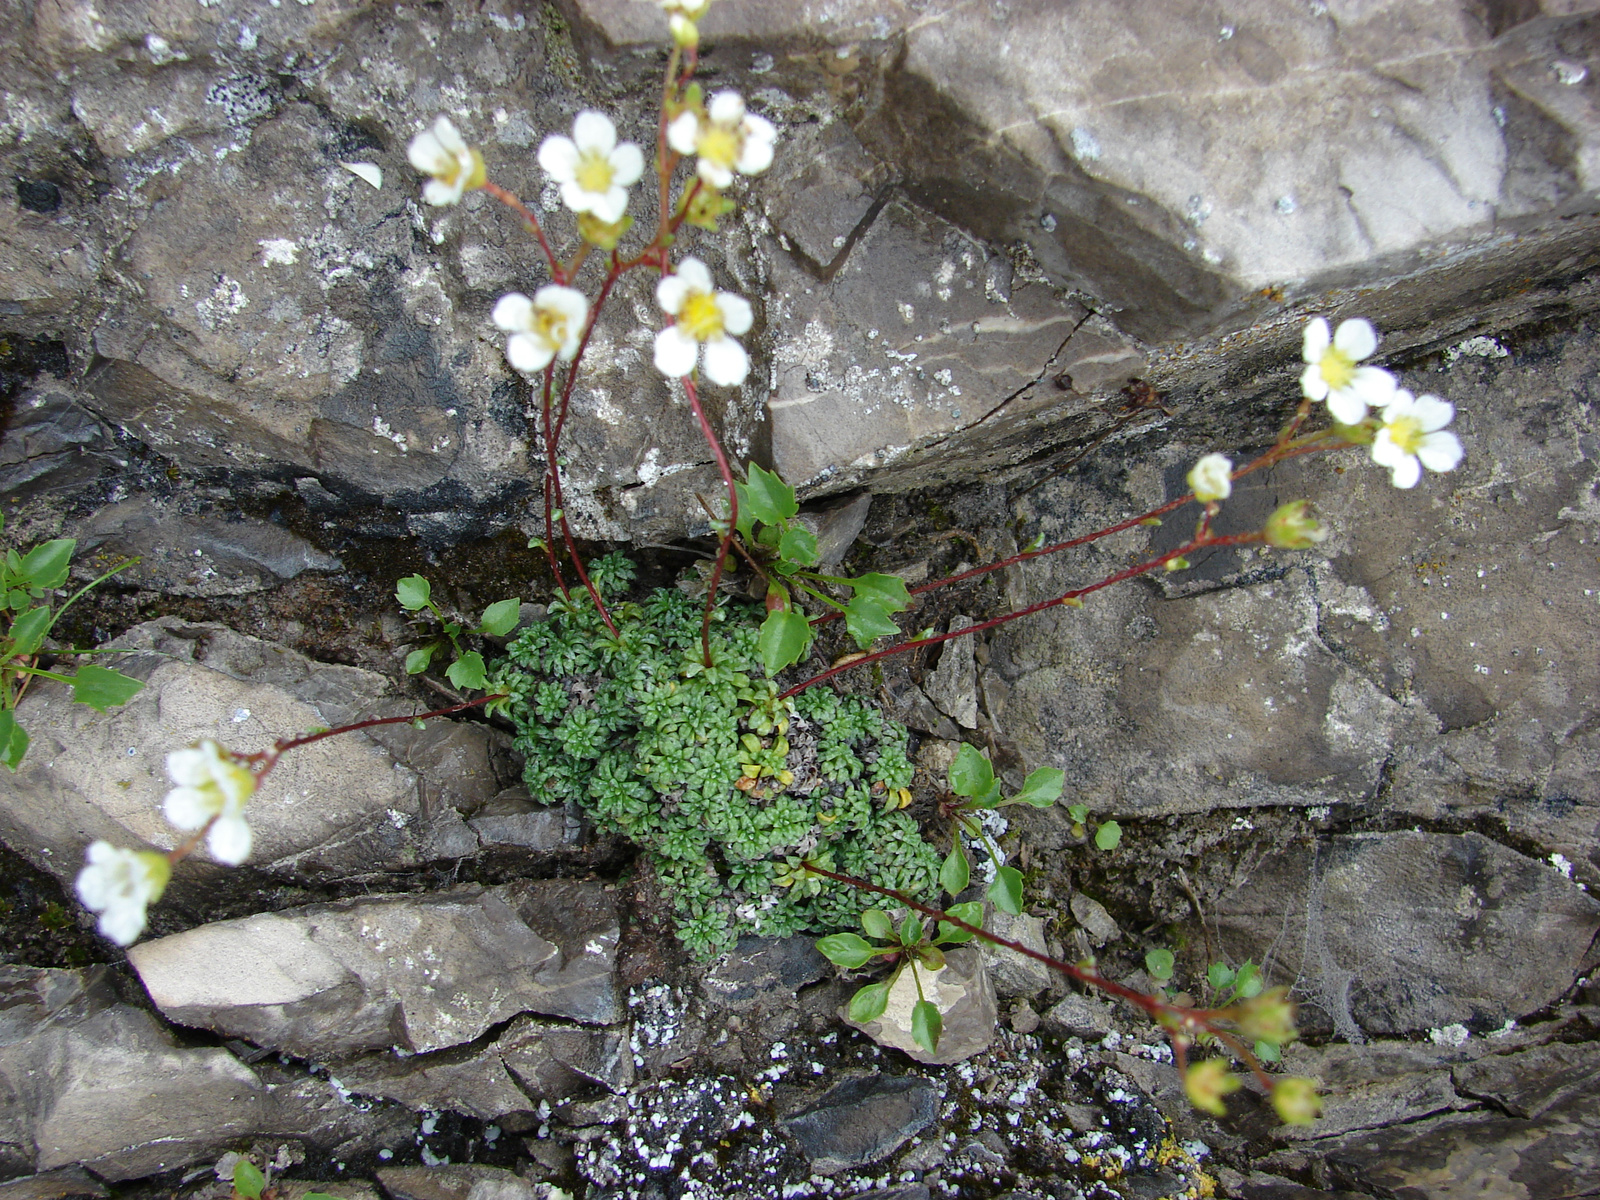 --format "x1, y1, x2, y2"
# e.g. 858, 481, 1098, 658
609, 142, 645, 188
341, 161, 384, 189
1350, 366, 1399, 407
1410, 393, 1455, 433
1370, 429, 1404, 468
432, 116, 467, 155
1333, 318, 1378, 362
591, 185, 630, 224
536, 285, 589, 326
208, 814, 253, 866
716, 292, 753, 336
656, 275, 690, 316
572, 110, 617, 154
1325, 389, 1368, 425
506, 332, 556, 373
1416, 431, 1463, 473
407, 130, 447, 174
708, 91, 746, 124
702, 334, 749, 386
675, 257, 714, 294
654, 326, 700, 378
735, 135, 774, 176
1302, 317, 1331, 363
666, 111, 700, 156
99, 903, 147, 947
560, 179, 596, 214
422, 178, 462, 206
492, 292, 535, 332
538, 135, 580, 182
166, 747, 209, 787
1389, 455, 1422, 489
696, 158, 734, 190
164, 785, 215, 830
1299, 363, 1328, 401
